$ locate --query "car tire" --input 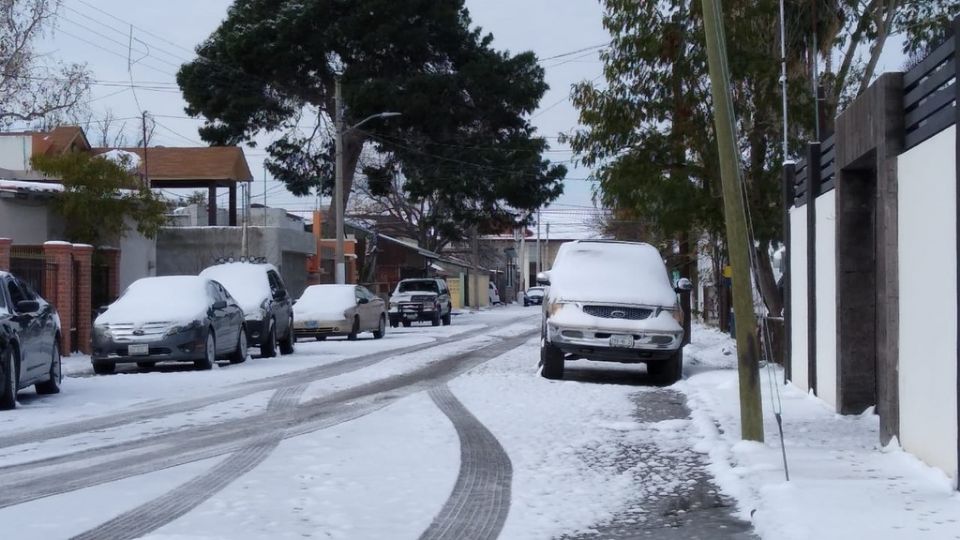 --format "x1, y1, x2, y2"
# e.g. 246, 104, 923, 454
92, 361, 115, 375
261, 319, 278, 358
230, 325, 248, 364
195, 329, 215, 370
0, 346, 18, 410
315, 335, 327, 341
279, 320, 295, 355
648, 349, 683, 385
540, 339, 565, 380
442, 308, 452, 326
347, 317, 360, 341
431, 309, 441, 327
401, 320, 411, 328
136, 361, 156, 369
35, 340, 62, 395
372, 315, 387, 339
